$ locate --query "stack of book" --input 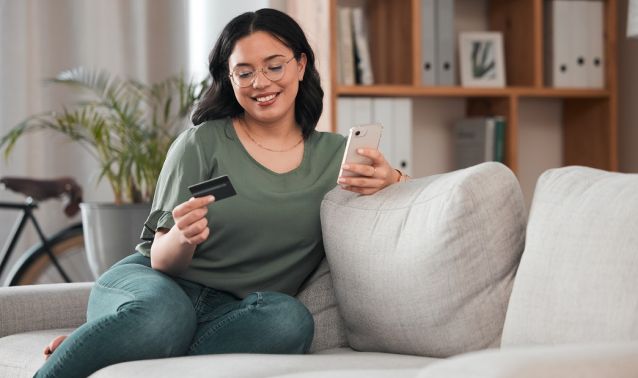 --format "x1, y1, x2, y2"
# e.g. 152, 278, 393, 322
454, 117, 506, 169
336, 6, 374, 85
